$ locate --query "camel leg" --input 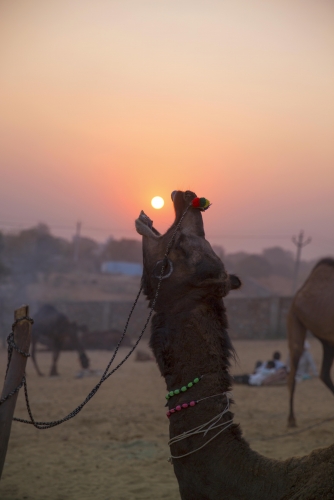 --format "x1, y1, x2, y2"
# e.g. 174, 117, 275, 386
319, 339, 334, 395
31, 338, 44, 377
287, 311, 306, 427
50, 340, 61, 376
75, 332, 90, 370
78, 350, 90, 370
